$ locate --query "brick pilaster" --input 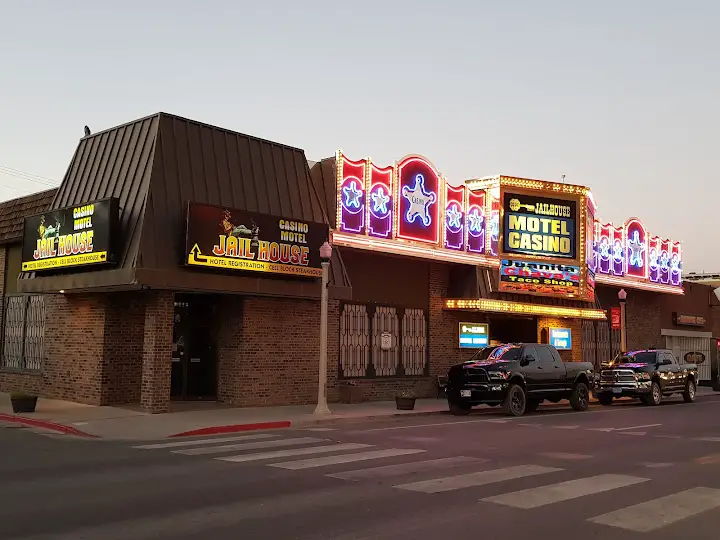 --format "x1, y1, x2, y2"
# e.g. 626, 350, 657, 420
140, 290, 174, 413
